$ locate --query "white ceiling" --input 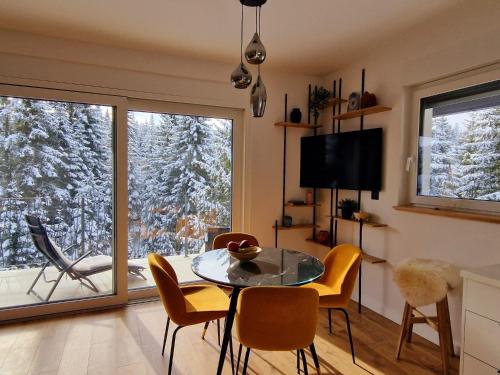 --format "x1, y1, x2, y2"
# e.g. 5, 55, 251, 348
0, 0, 459, 75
